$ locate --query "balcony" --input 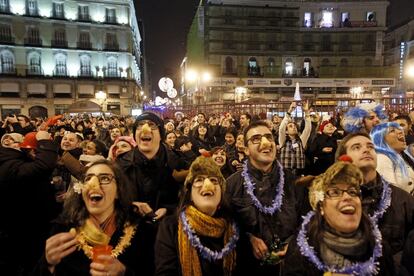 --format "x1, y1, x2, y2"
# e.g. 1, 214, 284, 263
78, 68, 93, 77
24, 37, 42, 46
51, 40, 68, 48
0, 5, 11, 14
26, 8, 39, 17
341, 20, 378, 28
26, 67, 43, 76
104, 43, 119, 51
78, 14, 91, 22
0, 66, 16, 75
105, 16, 117, 24
247, 66, 263, 77
53, 67, 67, 77
51, 11, 65, 19
339, 45, 352, 51
0, 35, 15, 45
77, 41, 92, 50
222, 70, 237, 76
104, 70, 120, 78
